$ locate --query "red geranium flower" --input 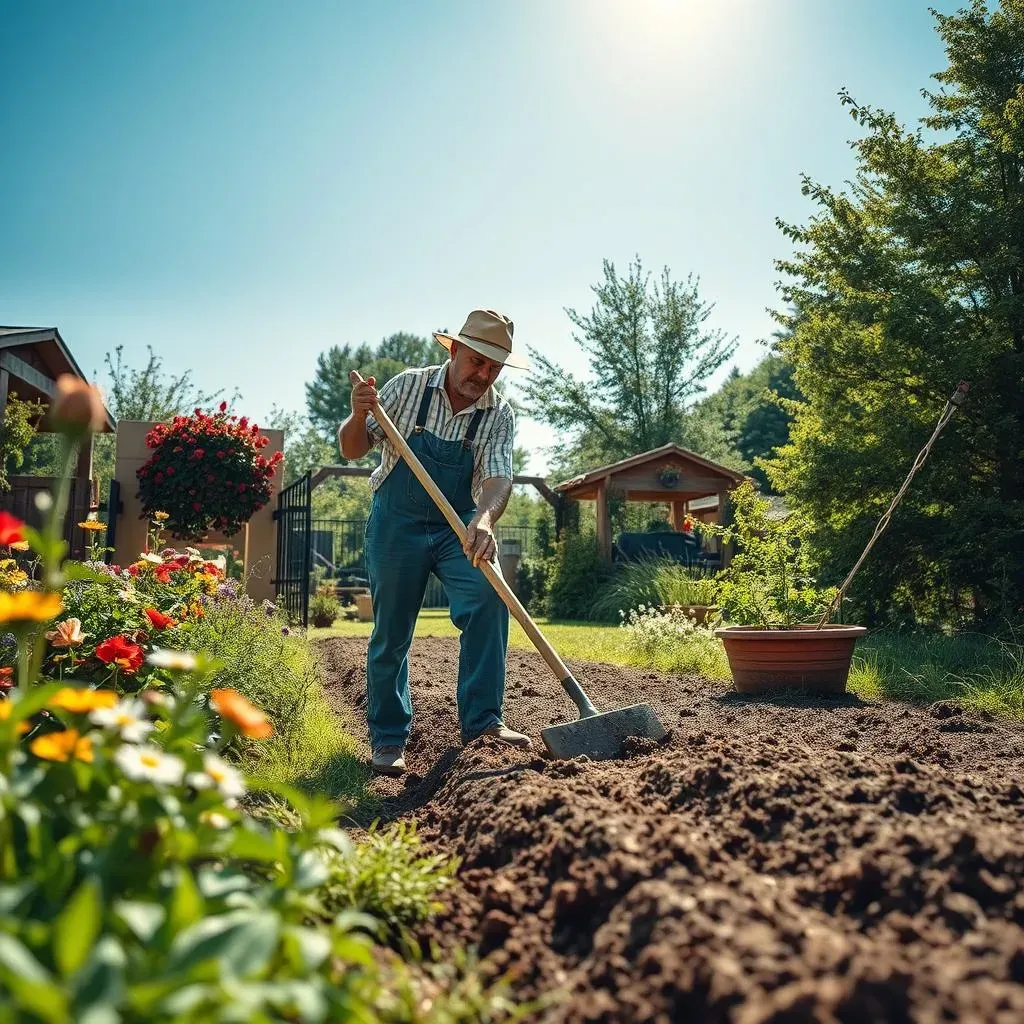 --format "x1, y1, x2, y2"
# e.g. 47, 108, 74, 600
95, 635, 145, 673
144, 608, 176, 630
0, 512, 25, 546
